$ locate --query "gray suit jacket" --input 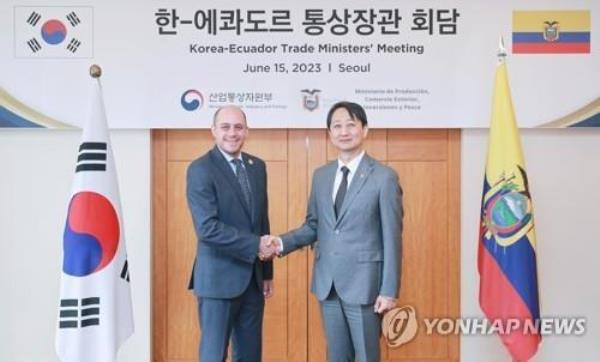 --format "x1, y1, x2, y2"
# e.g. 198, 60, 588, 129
281, 153, 403, 305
